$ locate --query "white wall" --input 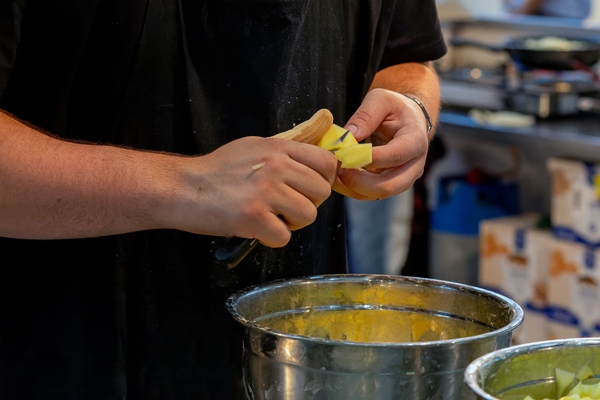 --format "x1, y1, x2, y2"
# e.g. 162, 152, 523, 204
592, 0, 600, 20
